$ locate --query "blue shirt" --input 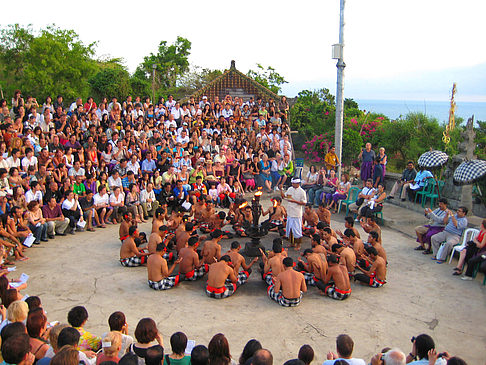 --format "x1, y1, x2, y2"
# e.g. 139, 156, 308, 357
414, 170, 433, 187
444, 214, 468, 236
141, 159, 156, 172
173, 186, 188, 199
